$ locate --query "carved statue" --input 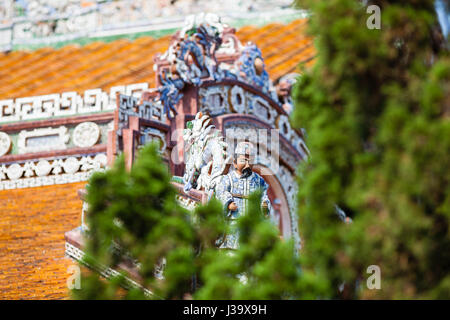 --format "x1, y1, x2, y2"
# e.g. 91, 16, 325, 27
215, 141, 272, 249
